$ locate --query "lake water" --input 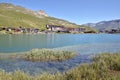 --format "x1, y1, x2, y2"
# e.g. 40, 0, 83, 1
0, 34, 120, 53
0, 34, 120, 74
